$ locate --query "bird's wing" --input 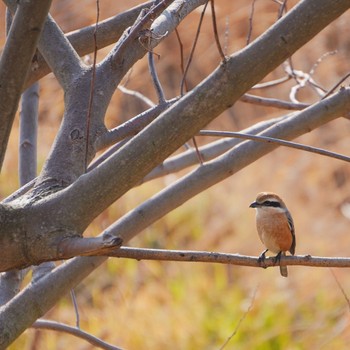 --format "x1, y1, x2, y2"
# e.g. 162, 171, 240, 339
286, 210, 296, 255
